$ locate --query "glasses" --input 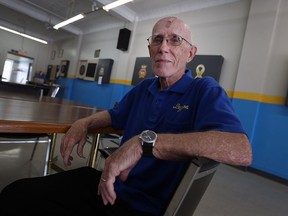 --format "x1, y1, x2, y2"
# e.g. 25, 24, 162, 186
147, 34, 192, 47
